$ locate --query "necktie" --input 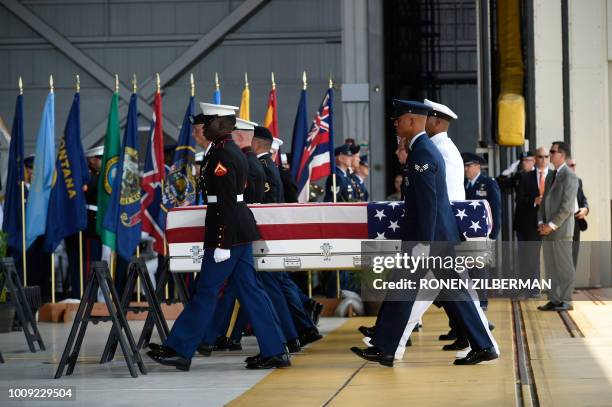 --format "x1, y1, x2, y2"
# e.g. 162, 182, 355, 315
538, 171, 545, 196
